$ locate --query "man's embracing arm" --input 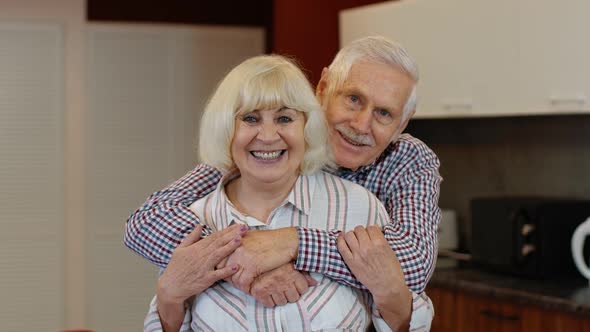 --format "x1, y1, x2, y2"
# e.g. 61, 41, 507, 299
124, 164, 222, 267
